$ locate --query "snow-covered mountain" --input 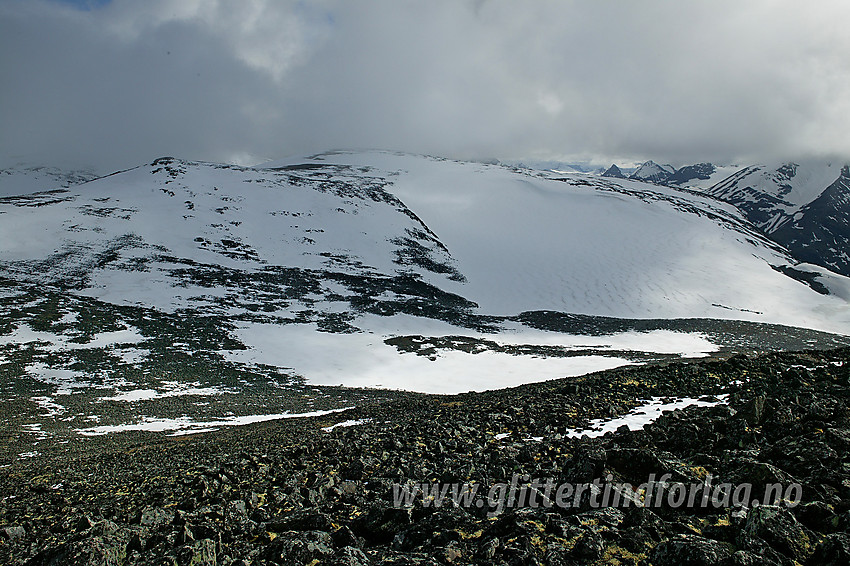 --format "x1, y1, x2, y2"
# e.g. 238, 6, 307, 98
629, 160, 675, 184
596, 158, 850, 278
1, 151, 850, 428
0, 164, 97, 197
666, 162, 715, 187
703, 161, 850, 277
619, 161, 737, 190
0, 156, 466, 320
2, 151, 848, 331
0, 152, 850, 406
601, 164, 626, 179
